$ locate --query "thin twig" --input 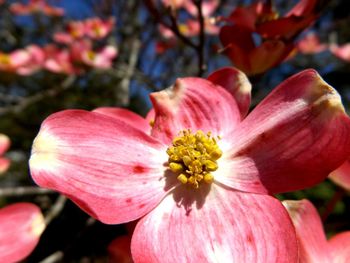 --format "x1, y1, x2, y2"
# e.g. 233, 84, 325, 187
118, 38, 141, 106
39, 251, 64, 263
44, 195, 67, 225
193, 0, 206, 76
168, 14, 197, 49
0, 186, 54, 197
143, 0, 197, 49
0, 75, 75, 117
